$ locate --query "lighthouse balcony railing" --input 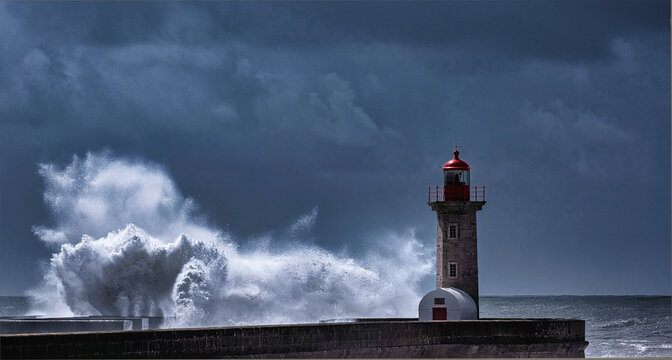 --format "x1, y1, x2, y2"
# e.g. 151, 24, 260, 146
428, 186, 485, 202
